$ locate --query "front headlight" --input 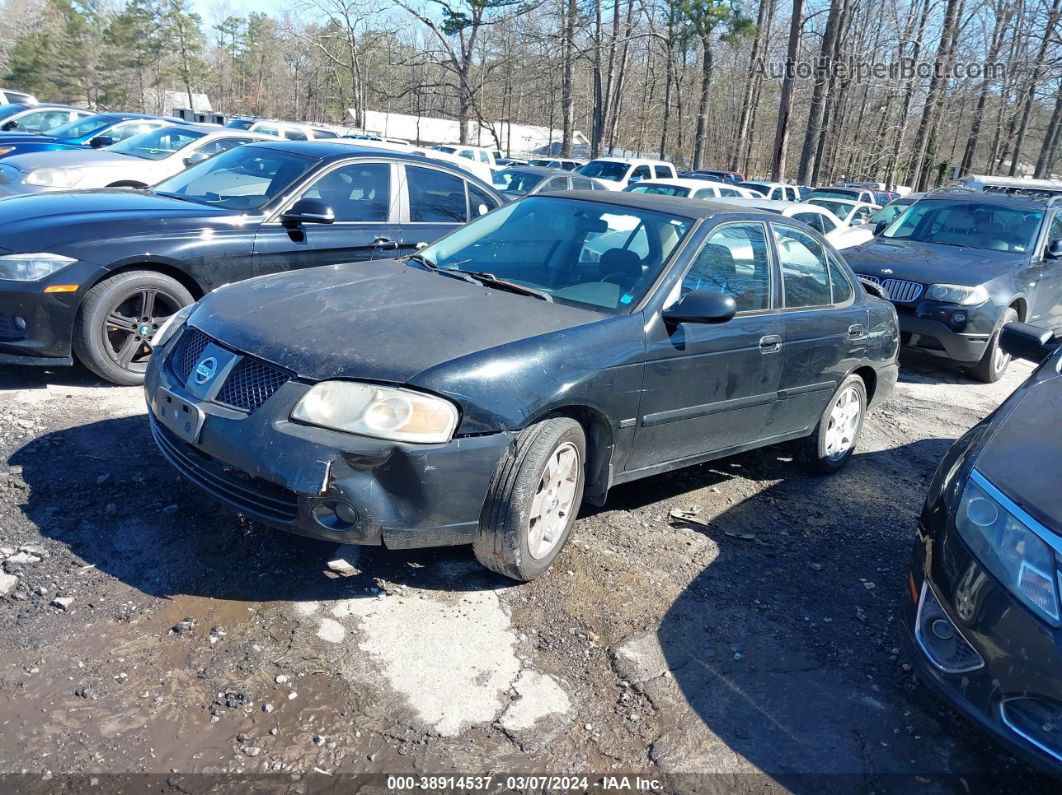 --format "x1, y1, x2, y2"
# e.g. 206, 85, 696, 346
0, 252, 76, 281
0, 147, 15, 157
955, 471, 1061, 626
291, 381, 459, 444
149, 303, 194, 350
926, 283, 990, 305
24, 167, 83, 188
